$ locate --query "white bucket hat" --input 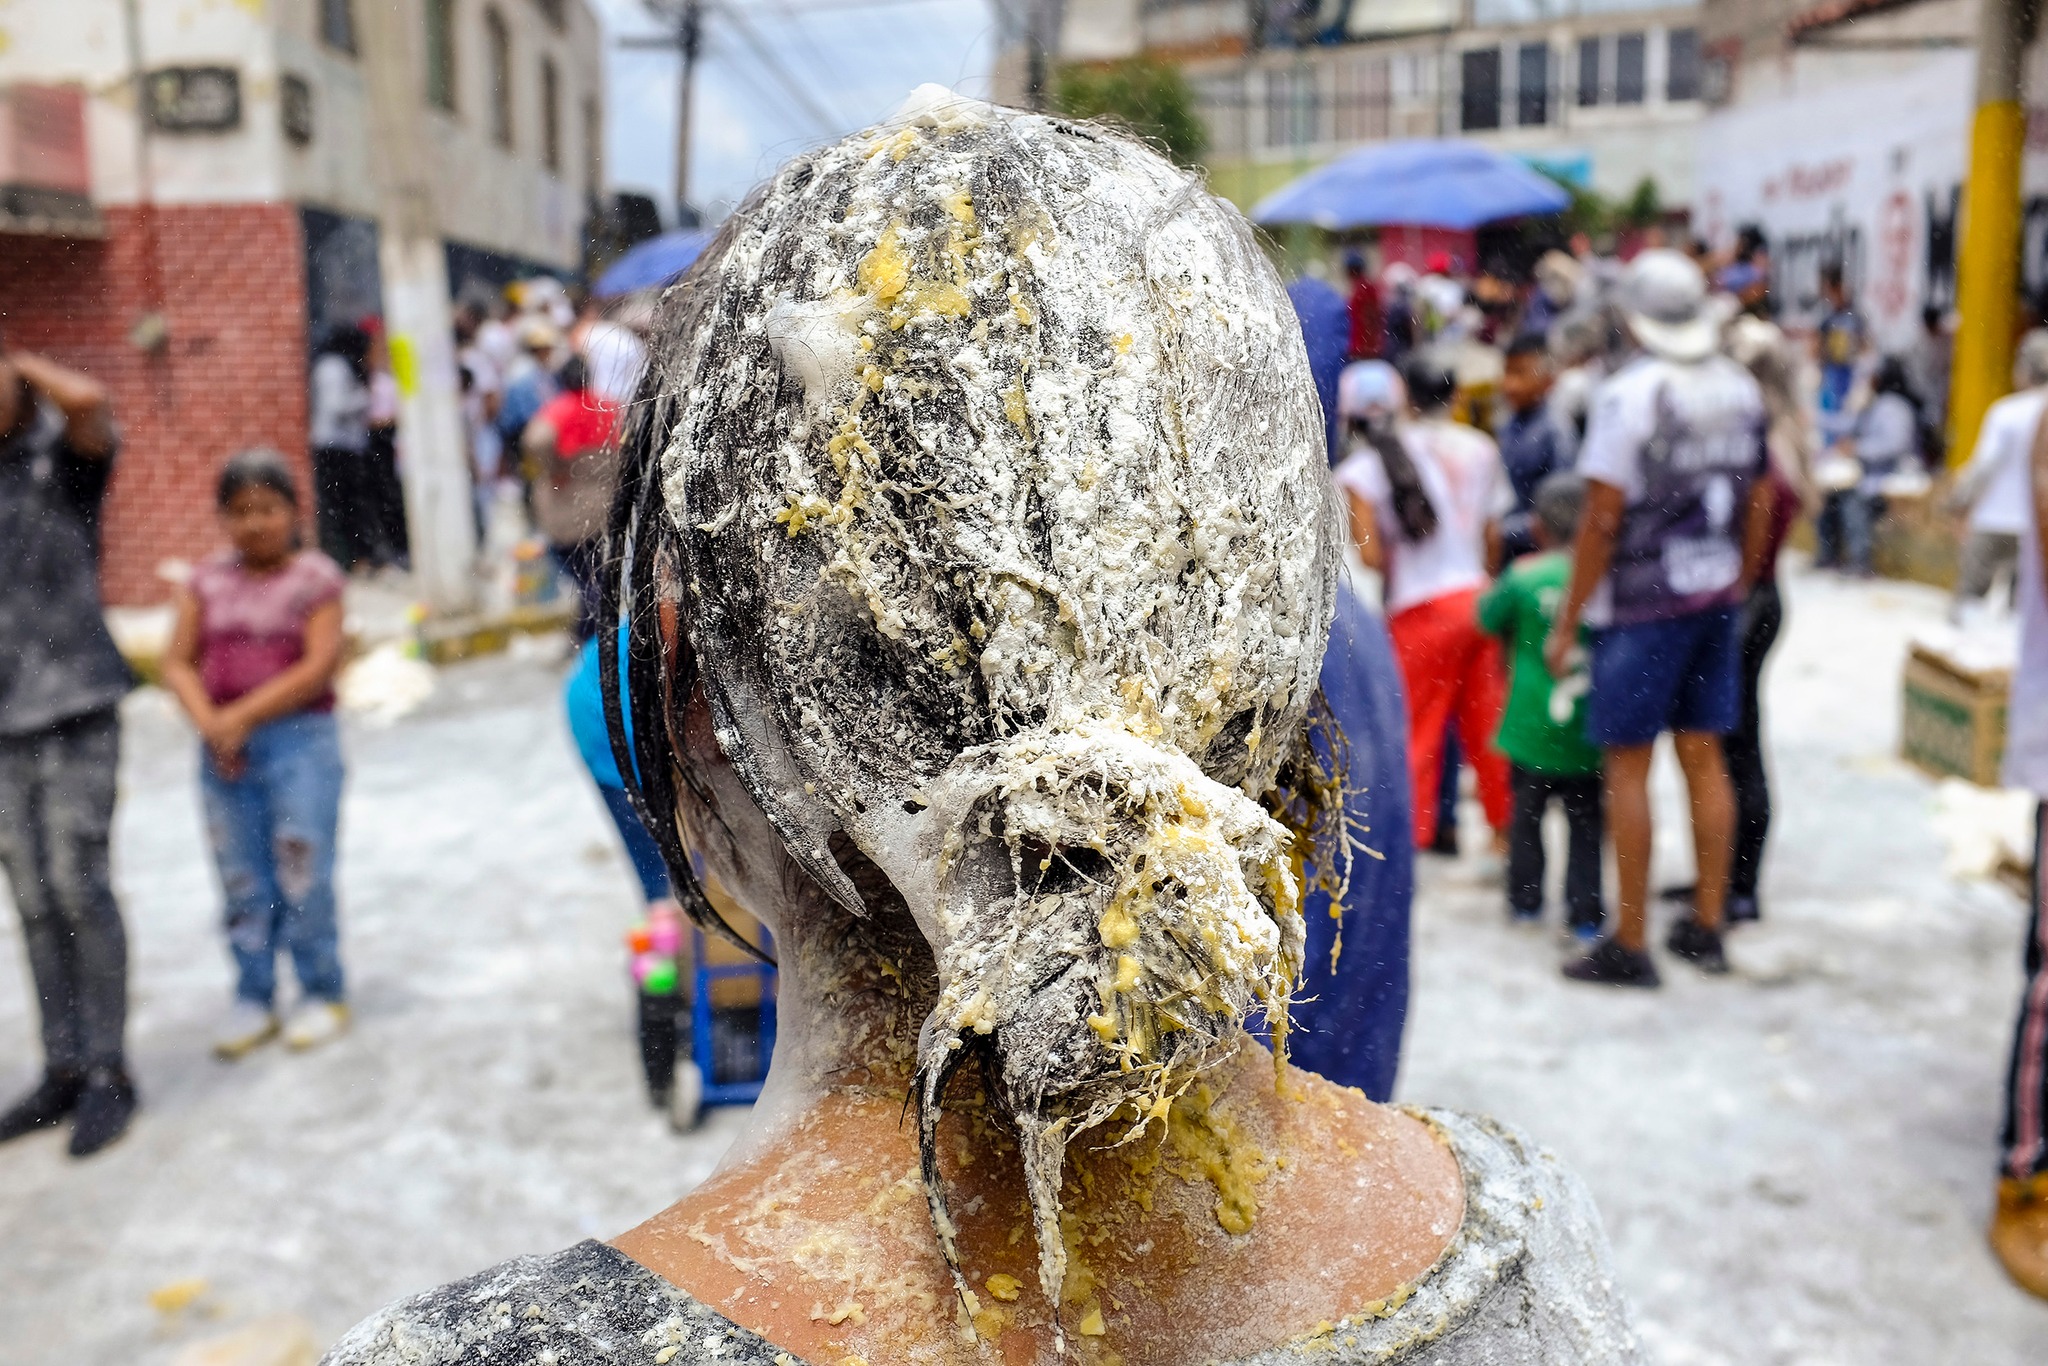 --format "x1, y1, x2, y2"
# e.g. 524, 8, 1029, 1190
1622, 248, 1721, 363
